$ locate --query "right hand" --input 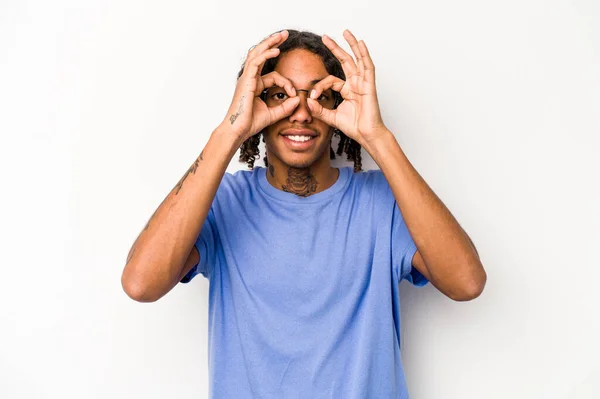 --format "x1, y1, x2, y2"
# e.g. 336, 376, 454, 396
223, 30, 300, 143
